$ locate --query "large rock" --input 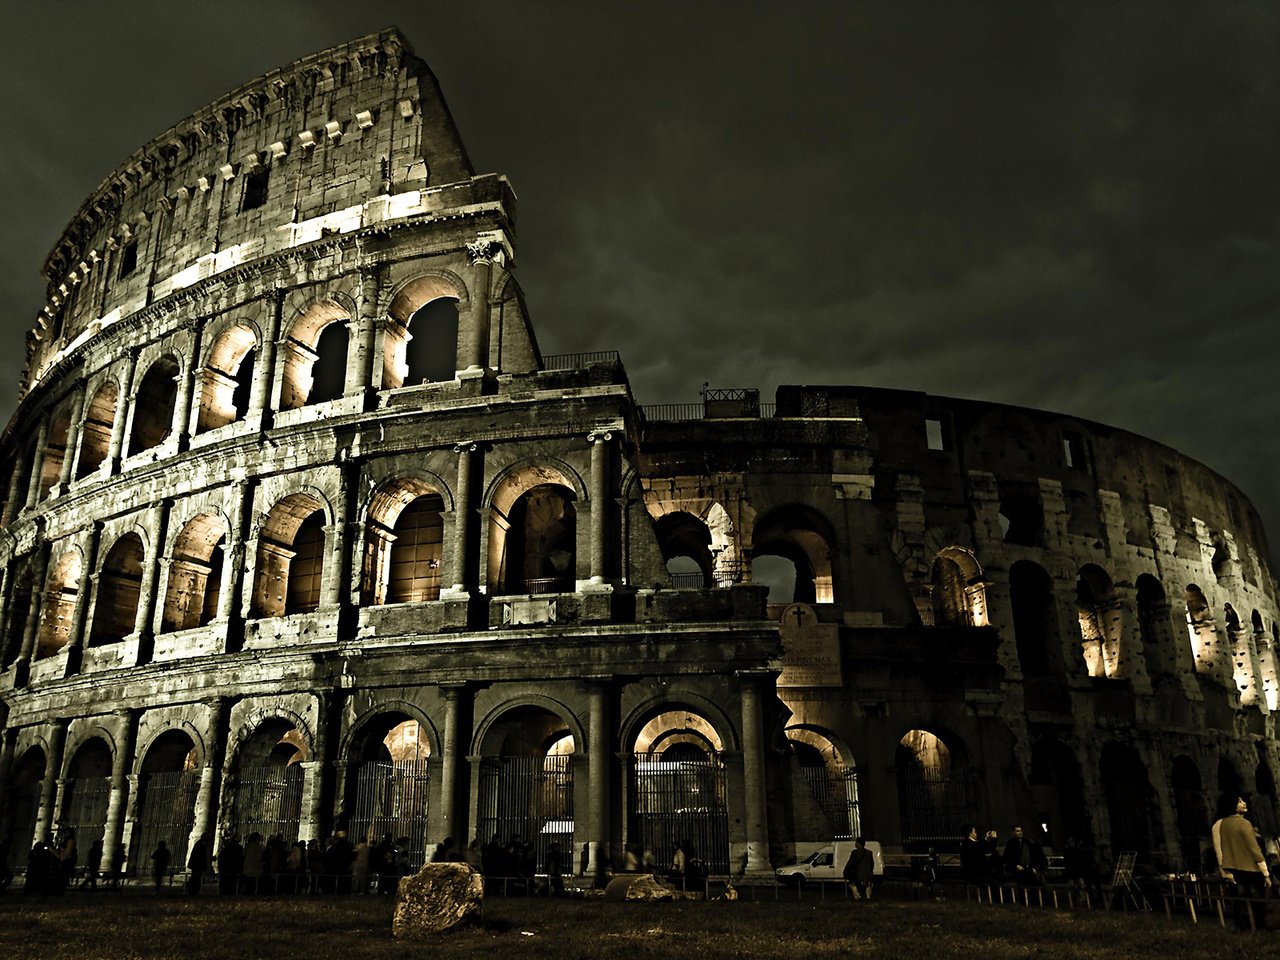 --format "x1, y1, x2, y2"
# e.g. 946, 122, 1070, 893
392, 862, 484, 936
605, 873, 673, 902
